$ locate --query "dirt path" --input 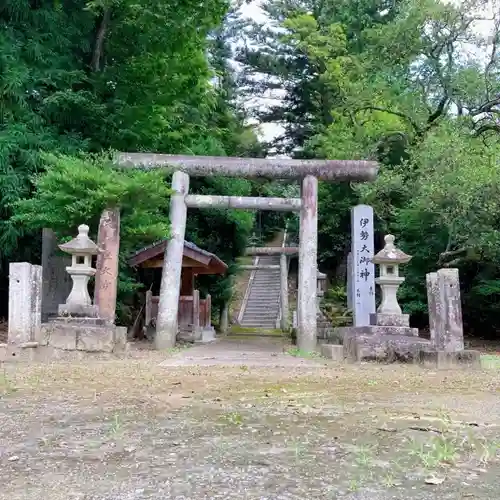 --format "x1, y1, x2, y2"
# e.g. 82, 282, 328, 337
160, 337, 323, 367
0, 338, 499, 499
